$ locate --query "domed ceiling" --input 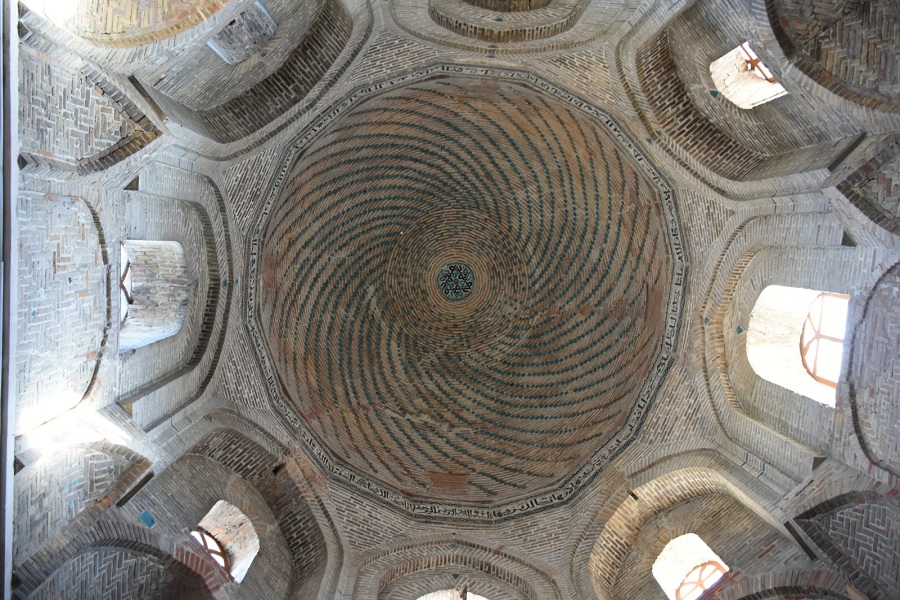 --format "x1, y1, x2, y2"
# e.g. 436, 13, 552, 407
248, 70, 686, 520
